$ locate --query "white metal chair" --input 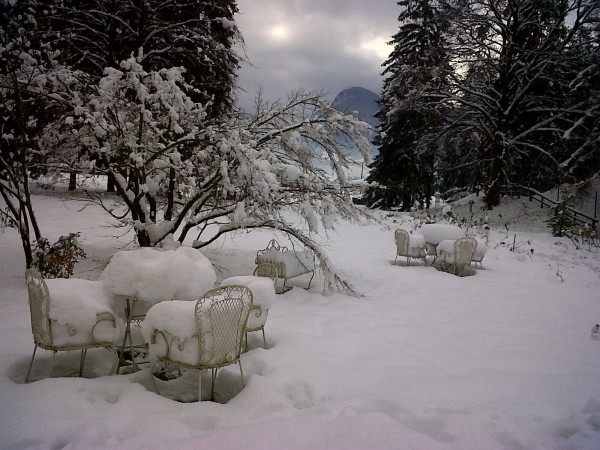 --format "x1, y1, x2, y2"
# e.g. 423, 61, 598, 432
440, 238, 478, 276
471, 235, 489, 269
24, 268, 120, 382
394, 229, 427, 266
255, 239, 315, 293
253, 262, 278, 280
148, 285, 253, 401
250, 263, 278, 347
